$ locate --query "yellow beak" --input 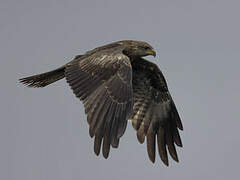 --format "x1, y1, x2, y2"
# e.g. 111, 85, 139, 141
146, 49, 156, 57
